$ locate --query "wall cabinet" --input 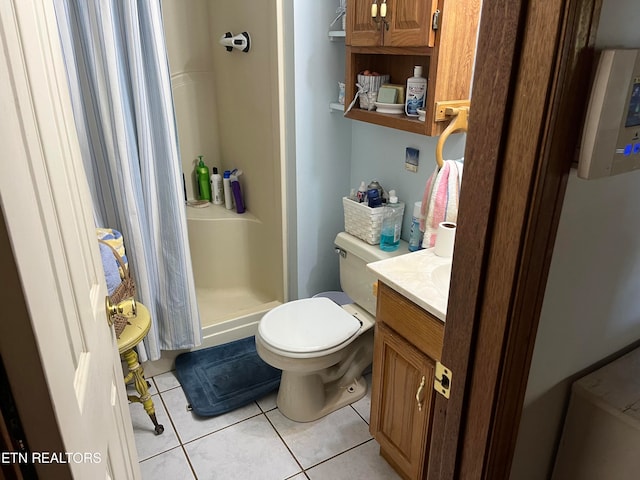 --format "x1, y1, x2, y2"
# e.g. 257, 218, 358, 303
370, 282, 445, 480
347, 0, 437, 48
344, 0, 481, 135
